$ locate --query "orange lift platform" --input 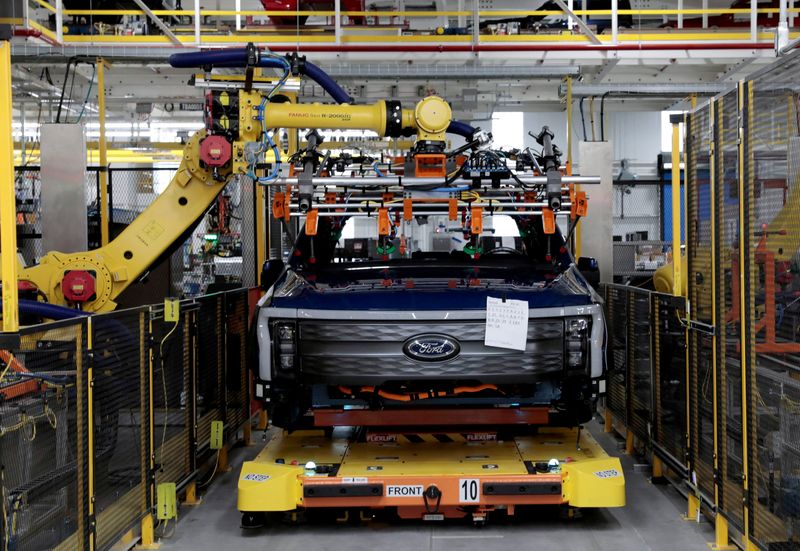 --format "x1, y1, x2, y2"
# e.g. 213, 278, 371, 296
238, 419, 625, 526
